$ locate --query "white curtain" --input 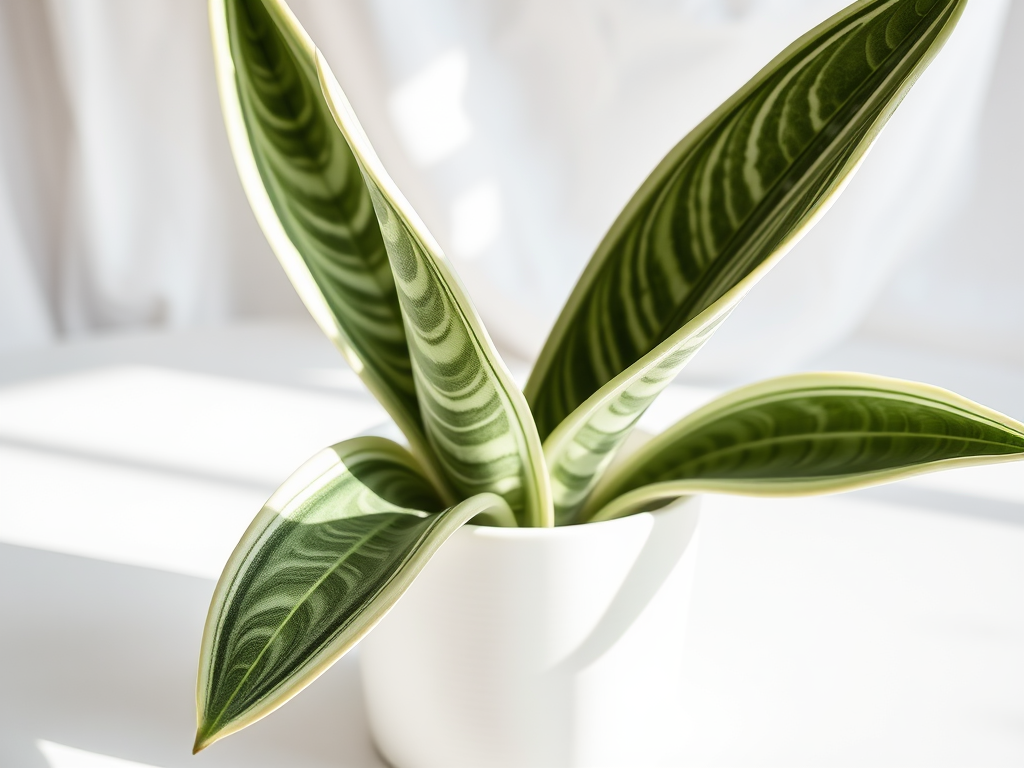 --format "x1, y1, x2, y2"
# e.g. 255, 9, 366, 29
0, 0, 302, 354
0, 0, 1013, 379
0, 1, 64, 349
